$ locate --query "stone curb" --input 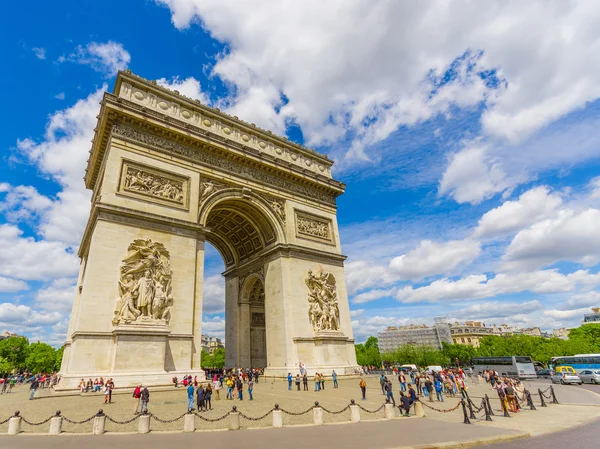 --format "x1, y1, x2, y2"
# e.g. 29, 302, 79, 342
391, 432, 530, 449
